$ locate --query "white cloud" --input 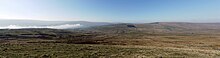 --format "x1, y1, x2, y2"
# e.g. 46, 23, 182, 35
0, 24, 82, 29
